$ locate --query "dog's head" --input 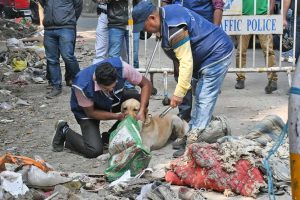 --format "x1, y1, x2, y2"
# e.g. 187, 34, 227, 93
121, 98, 141, 118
